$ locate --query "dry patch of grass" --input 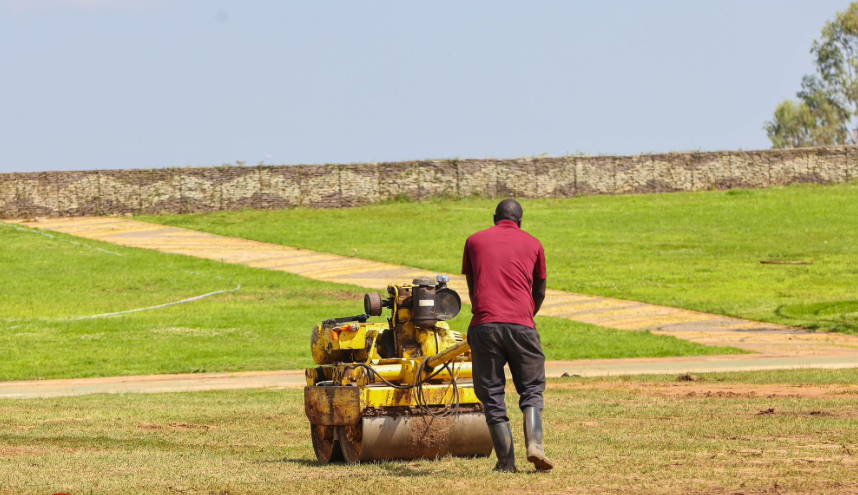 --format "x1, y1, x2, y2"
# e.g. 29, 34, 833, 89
1, 375, 858, 494
552, 380, 858, 400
